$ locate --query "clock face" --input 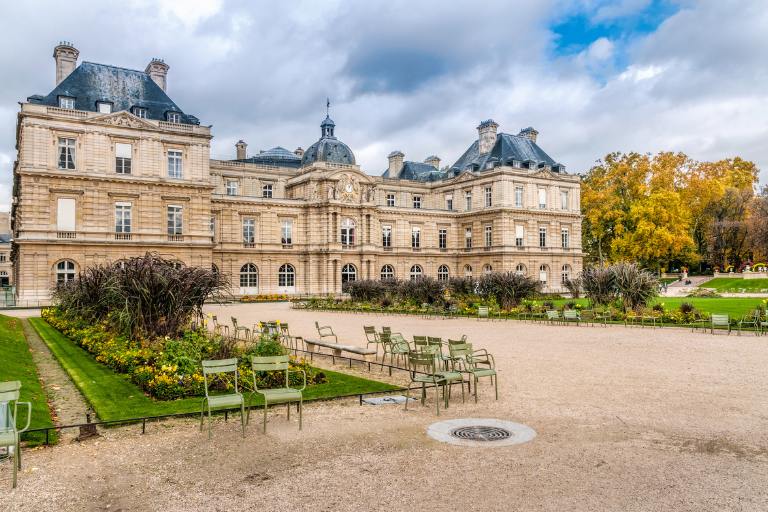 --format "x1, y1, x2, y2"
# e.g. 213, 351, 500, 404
345, 183, 353, 193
